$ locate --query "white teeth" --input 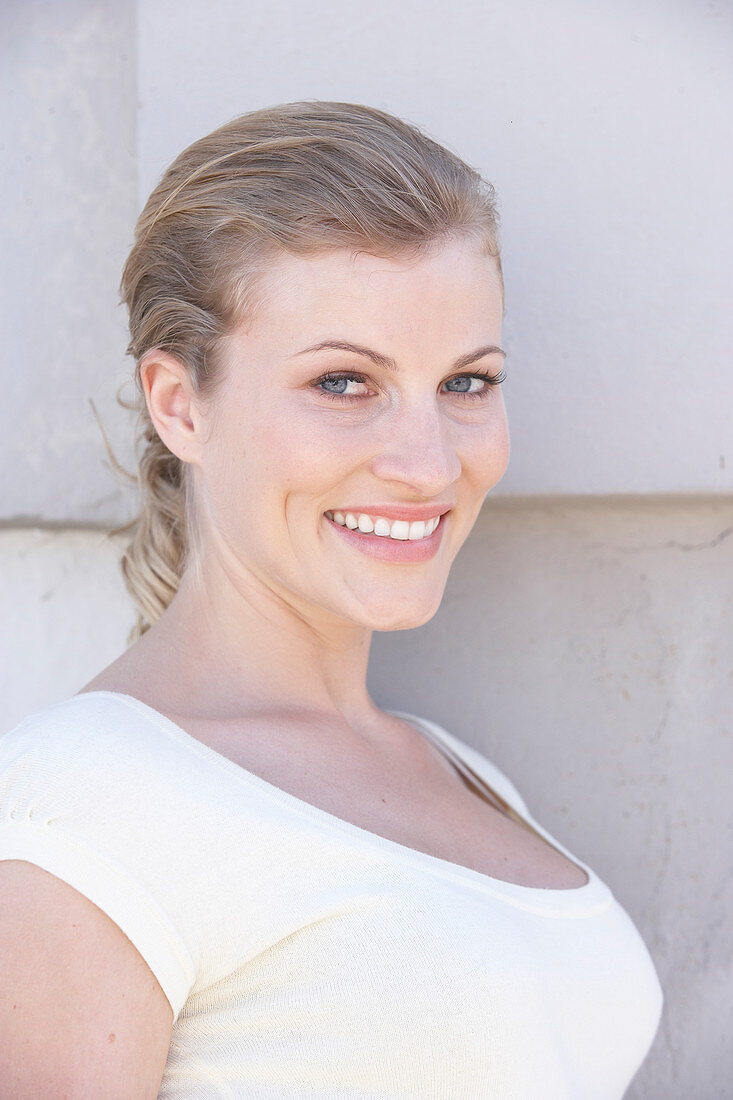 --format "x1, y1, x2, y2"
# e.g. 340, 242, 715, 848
326, 510, 444, 541
389, 520, 410, 540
